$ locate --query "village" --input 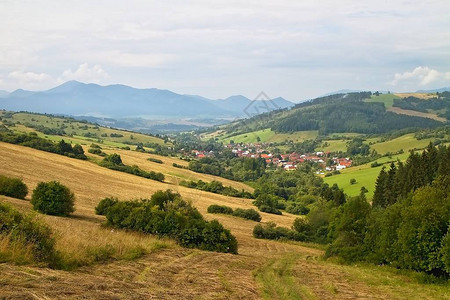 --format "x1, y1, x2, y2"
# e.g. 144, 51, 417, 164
190, 142, 352, 173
